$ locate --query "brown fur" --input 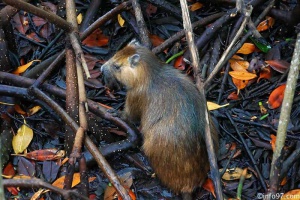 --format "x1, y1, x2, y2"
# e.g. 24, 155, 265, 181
101, 42, 219, 194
